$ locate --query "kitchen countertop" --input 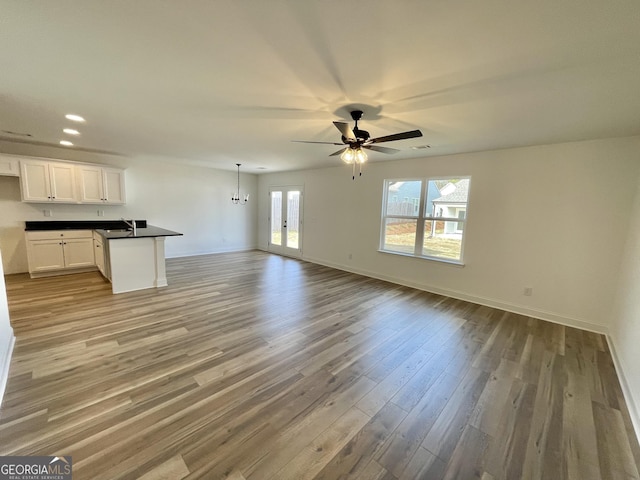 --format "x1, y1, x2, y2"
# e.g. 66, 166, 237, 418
95, 225, 183, 239
25, 220, 148, 231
